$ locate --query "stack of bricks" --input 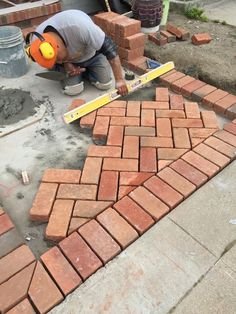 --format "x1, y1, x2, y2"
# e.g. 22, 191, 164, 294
93, 11, 148, 74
